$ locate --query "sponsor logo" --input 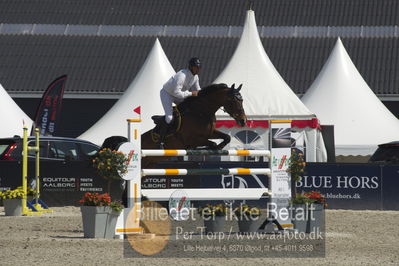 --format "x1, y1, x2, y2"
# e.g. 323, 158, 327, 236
126, 150, 139, 165
272, 155, 290, 168
298, 175, 379, 189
